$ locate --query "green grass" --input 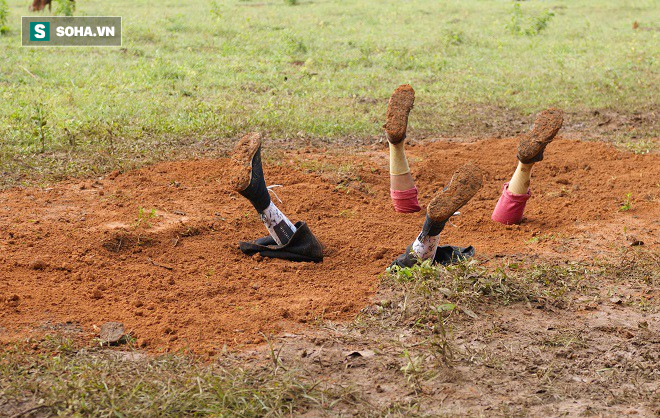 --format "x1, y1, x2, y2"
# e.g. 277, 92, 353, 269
0, 0, 657, 187
0, 337, 361, 416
